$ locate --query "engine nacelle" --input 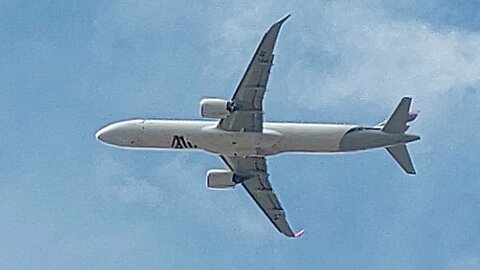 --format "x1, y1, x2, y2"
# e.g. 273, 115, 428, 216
207, 169, 237, 189
200, 98, 232, 119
